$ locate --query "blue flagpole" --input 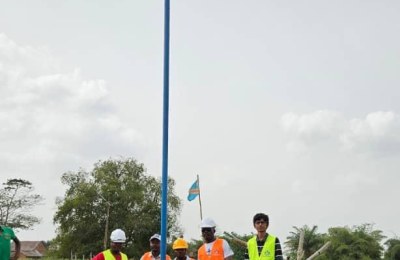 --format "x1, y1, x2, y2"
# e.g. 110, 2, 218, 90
161, 0, 170, 260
